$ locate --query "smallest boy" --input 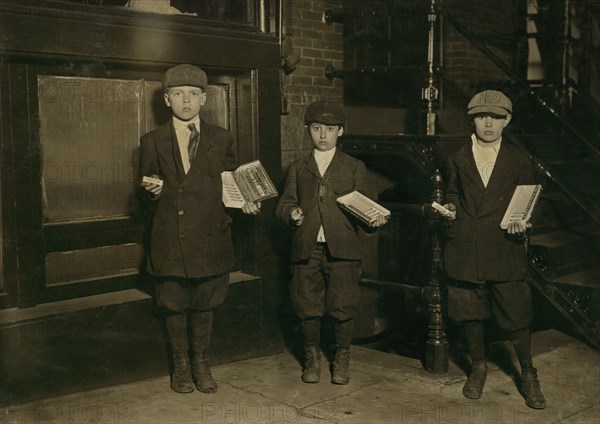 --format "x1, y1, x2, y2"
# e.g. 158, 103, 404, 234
276, 101, 388, 385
